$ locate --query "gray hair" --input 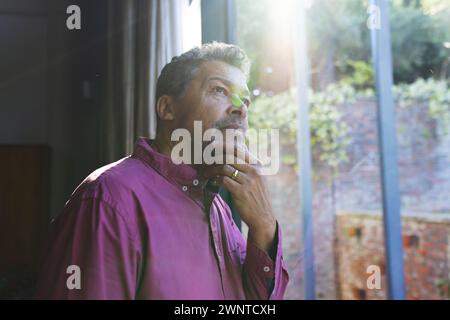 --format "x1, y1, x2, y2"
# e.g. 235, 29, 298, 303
155, 42, 251, 104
